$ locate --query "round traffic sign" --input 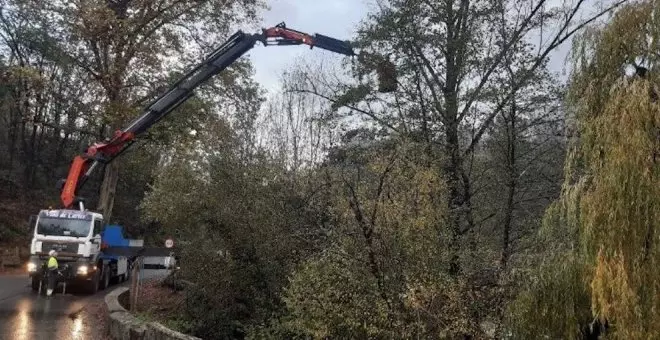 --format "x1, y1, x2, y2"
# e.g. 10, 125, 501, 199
165, 238, 174, 248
